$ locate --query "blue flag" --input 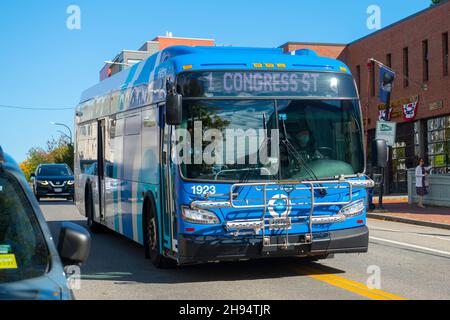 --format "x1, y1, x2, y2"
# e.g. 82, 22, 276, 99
379, 65, 396, 104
